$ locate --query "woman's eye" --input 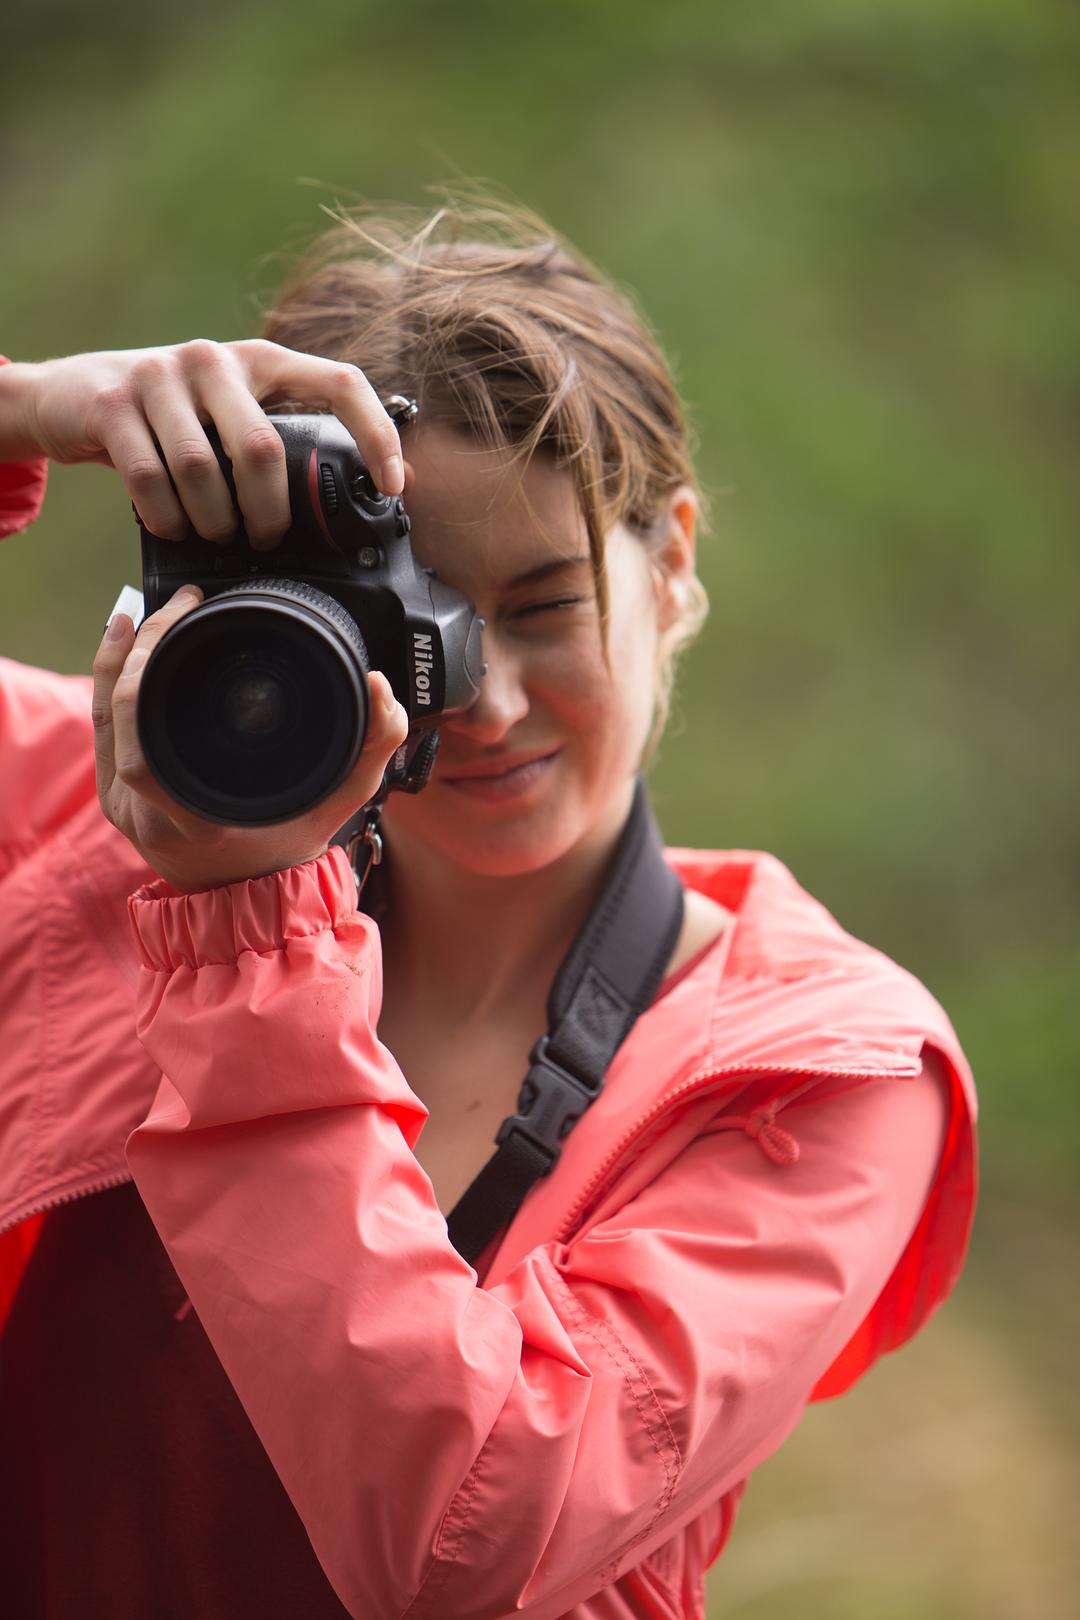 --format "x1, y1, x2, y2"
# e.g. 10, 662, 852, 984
514, 597, 584, 619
